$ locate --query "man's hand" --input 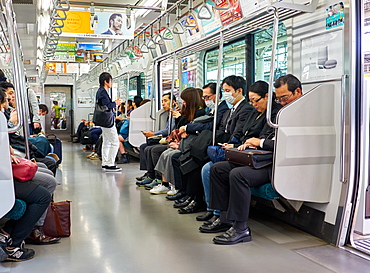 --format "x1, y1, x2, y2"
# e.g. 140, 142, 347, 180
115, 98, 122, 105
221, 143, 234, 150
244, 138, 261, 149
179, 126, 186, 134
171, 110, 181, 119
142, 131, 155, 137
